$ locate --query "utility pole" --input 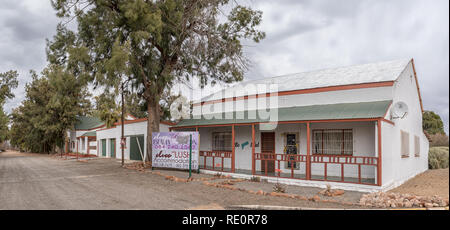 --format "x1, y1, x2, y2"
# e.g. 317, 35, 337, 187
121, 81, 125, 167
